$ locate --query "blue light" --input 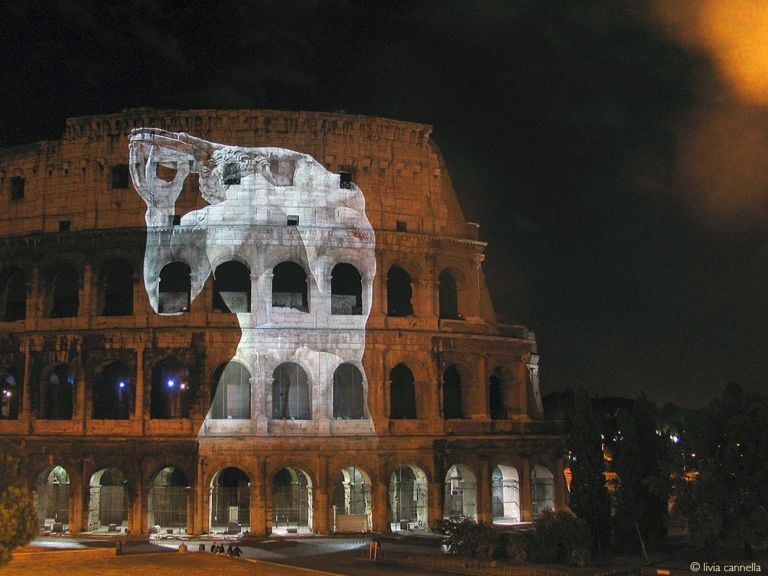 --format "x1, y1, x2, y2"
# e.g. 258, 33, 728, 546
118, 381, 126, 389
167, 379, 175, 388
